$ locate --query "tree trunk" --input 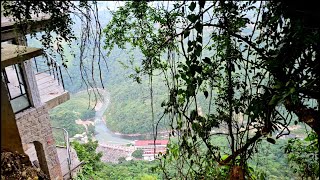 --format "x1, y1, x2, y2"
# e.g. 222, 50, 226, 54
230, 166, 245, 180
